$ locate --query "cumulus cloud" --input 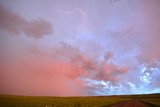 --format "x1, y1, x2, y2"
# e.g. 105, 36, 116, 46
0, 41, 129, 96
0, 4, 52, 38
51, 43, 129, 90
